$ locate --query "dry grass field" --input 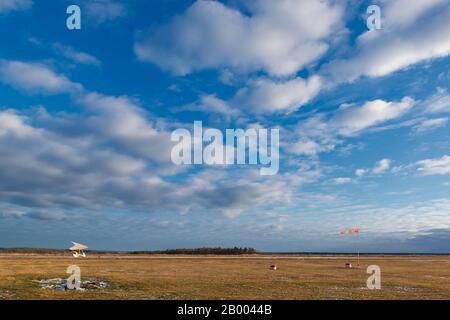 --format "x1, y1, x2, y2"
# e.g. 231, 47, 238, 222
0, 254, 449, 300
